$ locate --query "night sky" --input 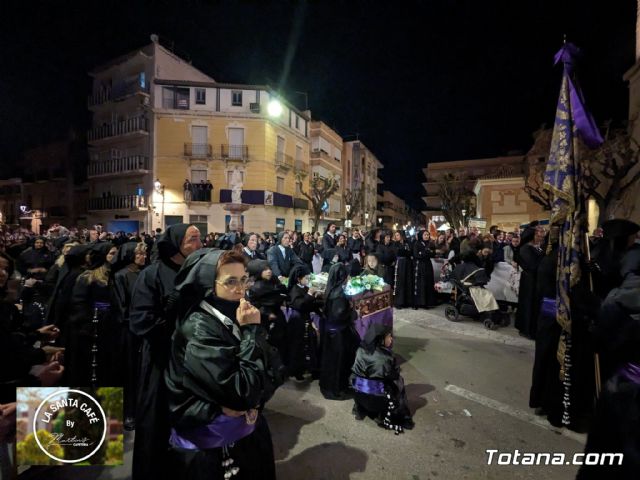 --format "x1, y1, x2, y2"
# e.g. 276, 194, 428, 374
0, 0, 635, 209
